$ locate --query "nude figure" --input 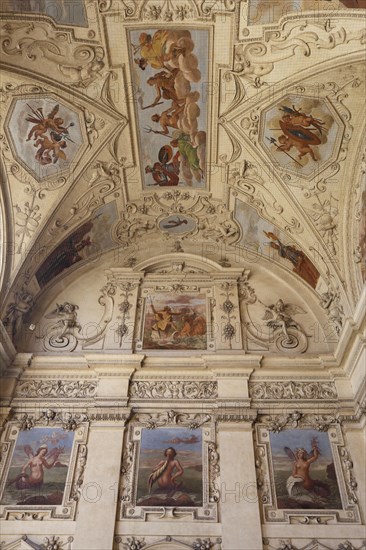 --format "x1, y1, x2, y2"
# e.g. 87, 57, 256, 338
148, 447, 184, 493
7, 445, 59, 490
286, 438, 330, 498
